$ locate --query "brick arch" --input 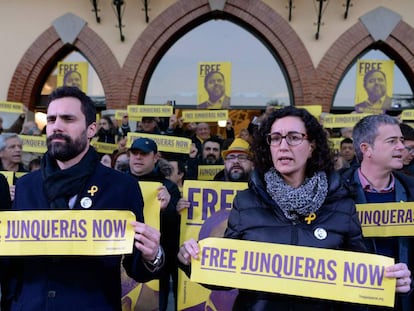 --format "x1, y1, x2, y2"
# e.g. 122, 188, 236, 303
7, 22, 121, 109
316, 20, 414, 112
123, 0, 316, 108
